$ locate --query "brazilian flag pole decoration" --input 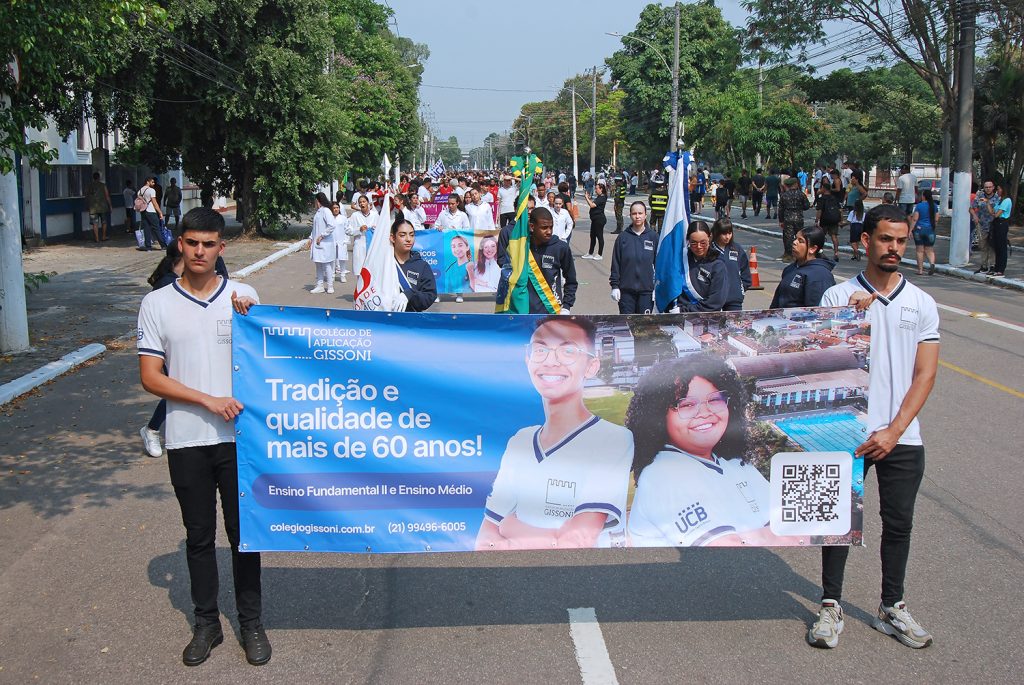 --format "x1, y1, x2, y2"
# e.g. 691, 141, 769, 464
496, 153, 561, 314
